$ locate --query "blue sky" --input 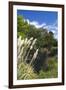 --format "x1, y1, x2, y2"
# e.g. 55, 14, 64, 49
17, 10, 58, 39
